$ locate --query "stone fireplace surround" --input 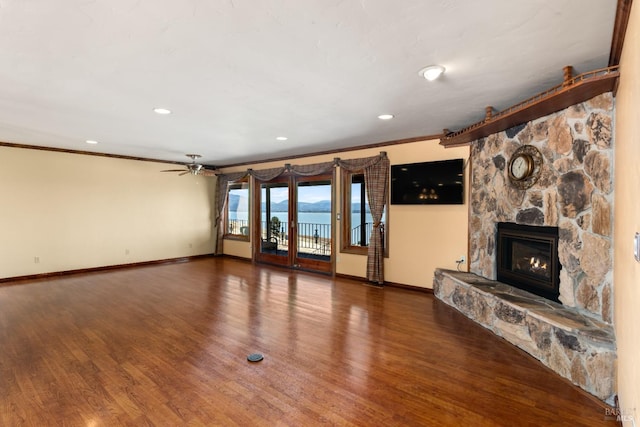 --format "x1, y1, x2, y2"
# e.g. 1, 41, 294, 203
434, 93, 616, 403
